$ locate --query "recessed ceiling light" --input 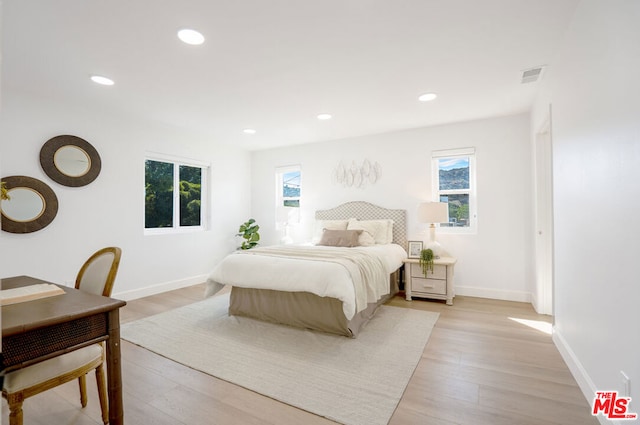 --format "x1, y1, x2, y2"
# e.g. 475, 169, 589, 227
178, 29, 205, 45
317, 113, 332, 120
418, 93, 437, 102
243, 129, 256, 135
90, 75, 114, 86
